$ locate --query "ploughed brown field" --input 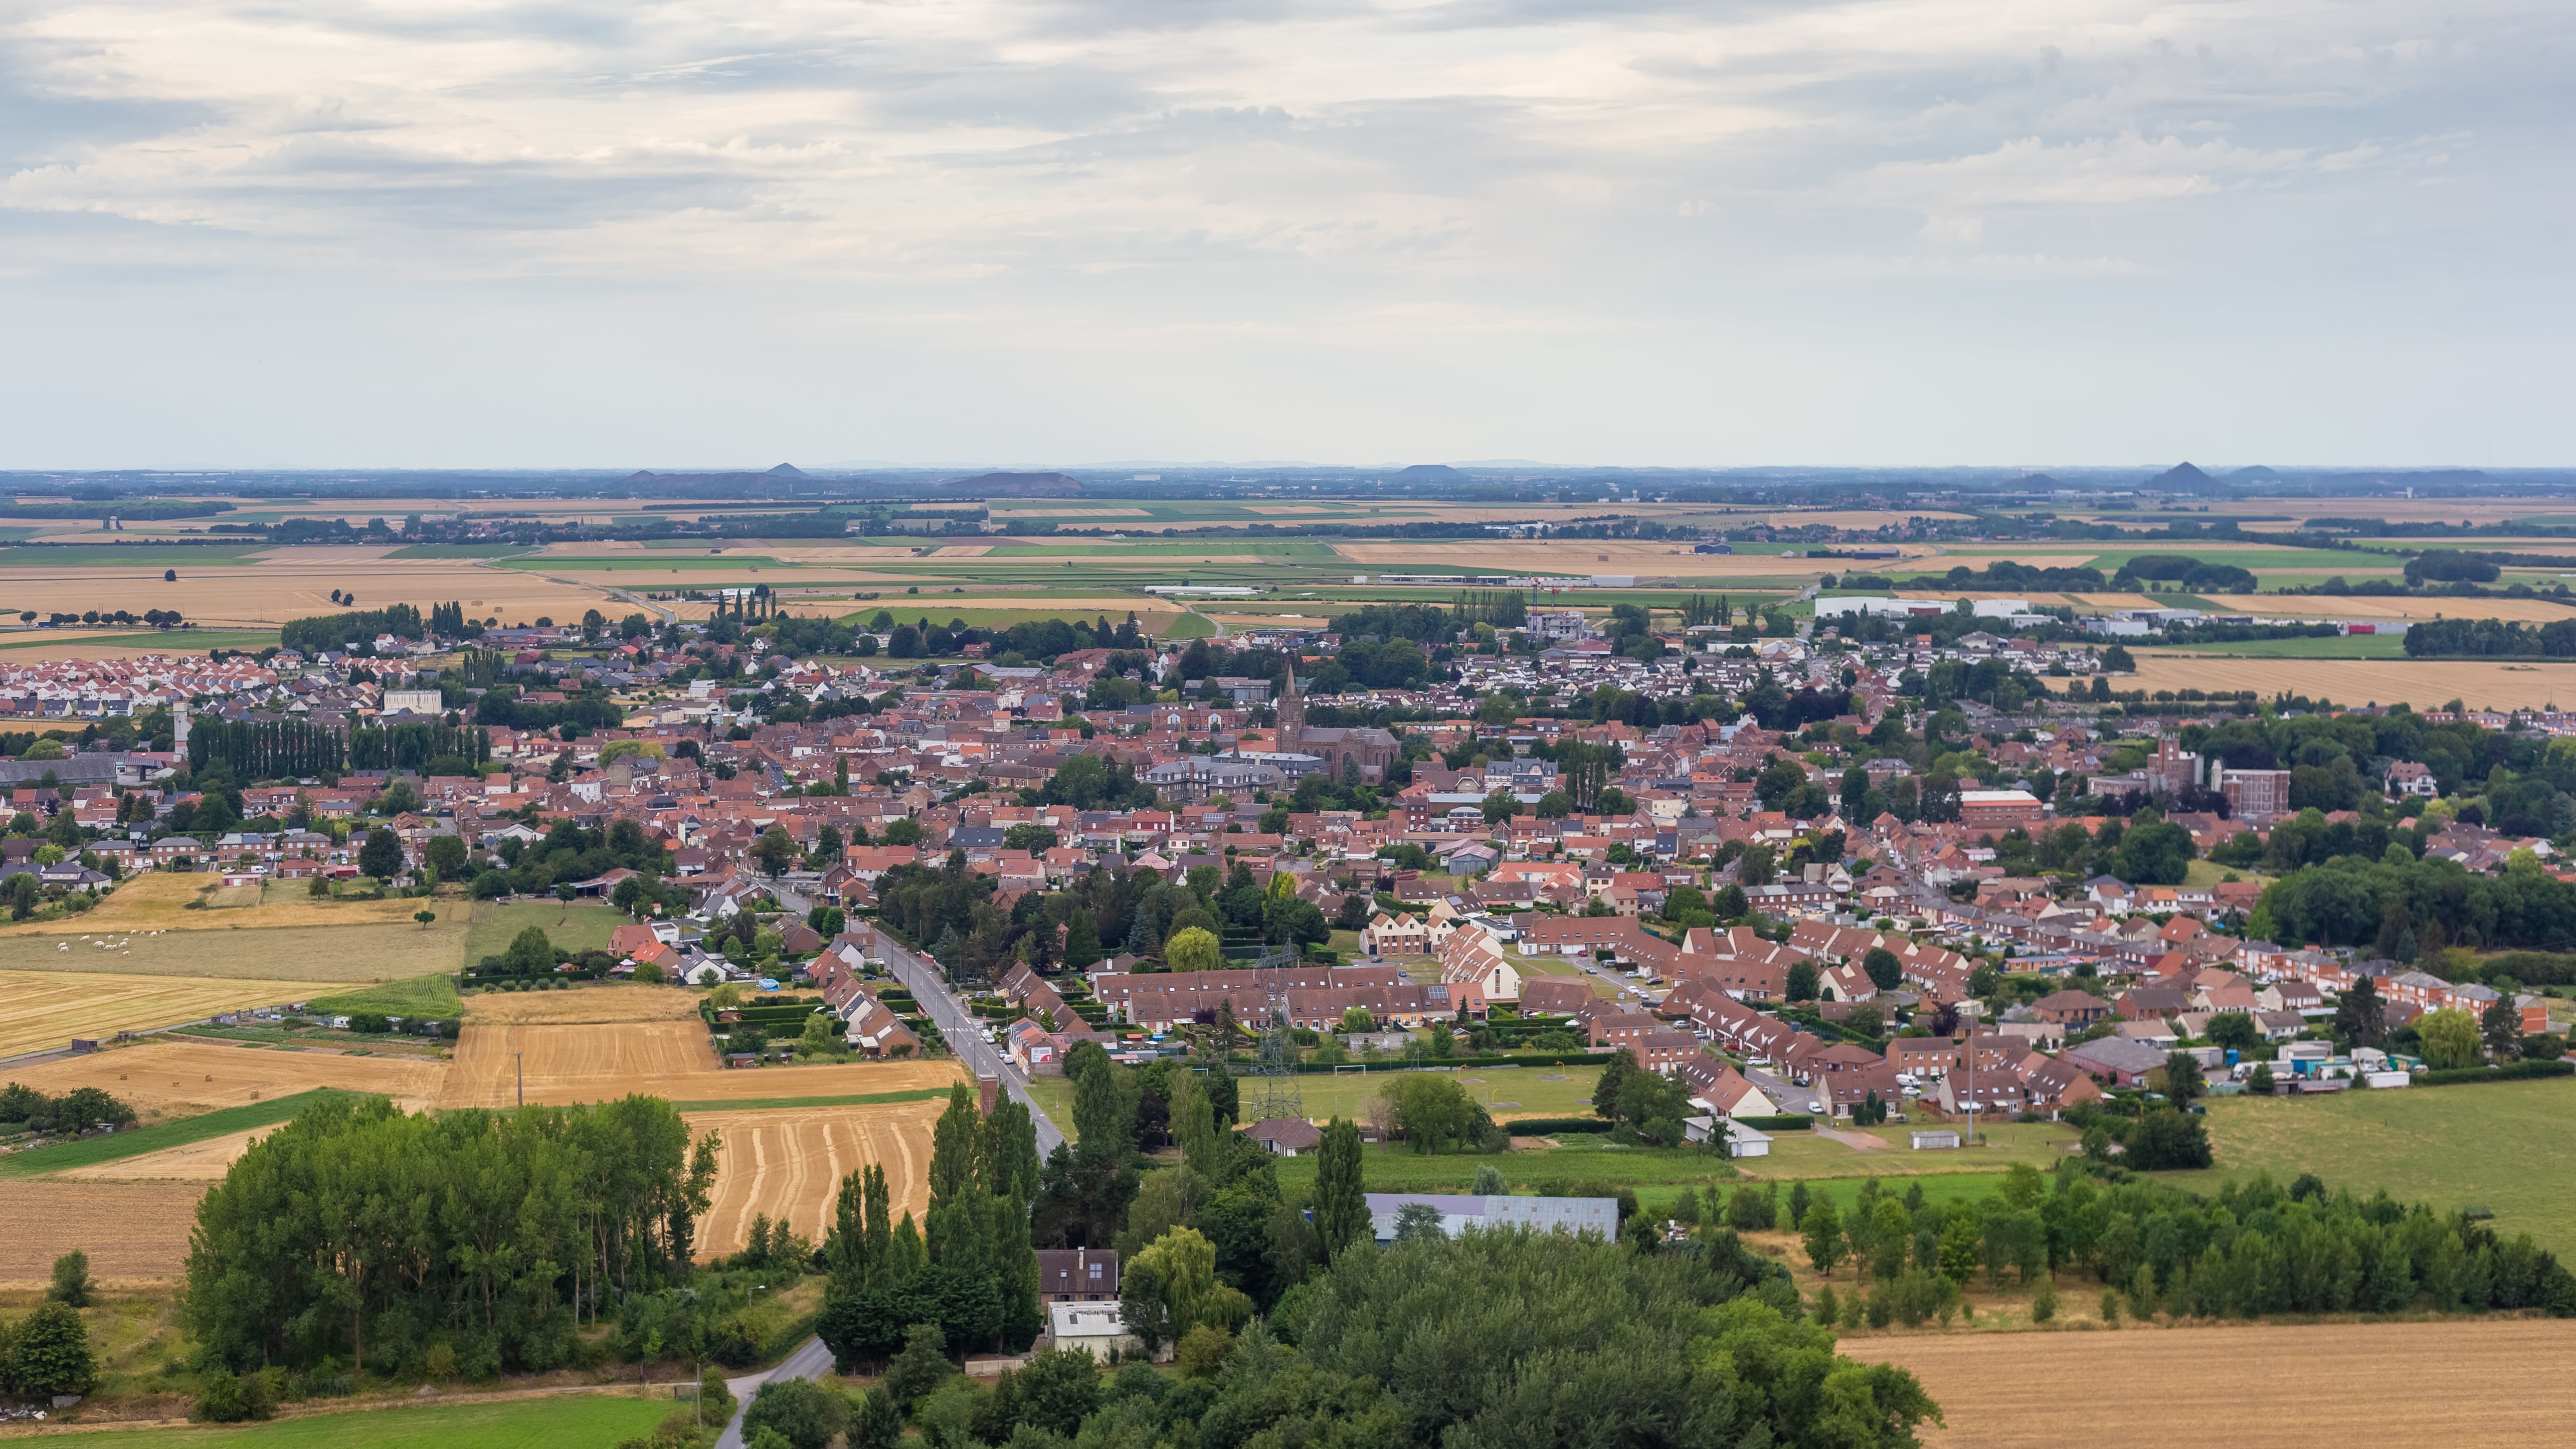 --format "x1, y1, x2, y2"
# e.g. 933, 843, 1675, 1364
686, 1101, 944, 1257
1859, 1320, 2576, 1447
